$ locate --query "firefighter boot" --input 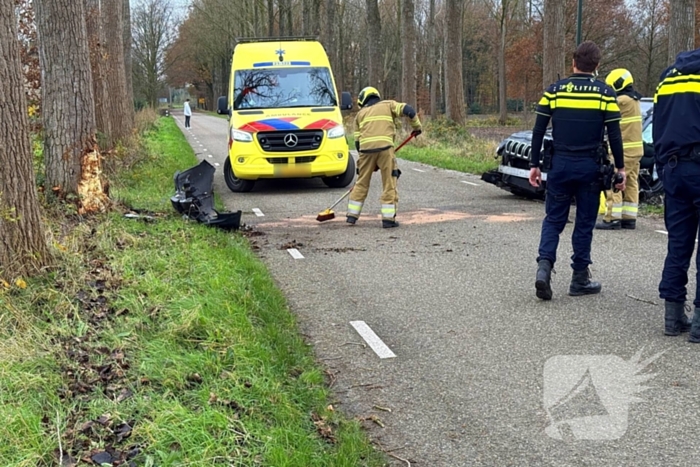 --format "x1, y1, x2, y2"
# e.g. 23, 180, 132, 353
688, 308, 700, 343
382, 219, 399, 228
621, 219, 636, 230
535, 260, 553, 300
568, 268, 601, 296
664, 301, 692, 336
